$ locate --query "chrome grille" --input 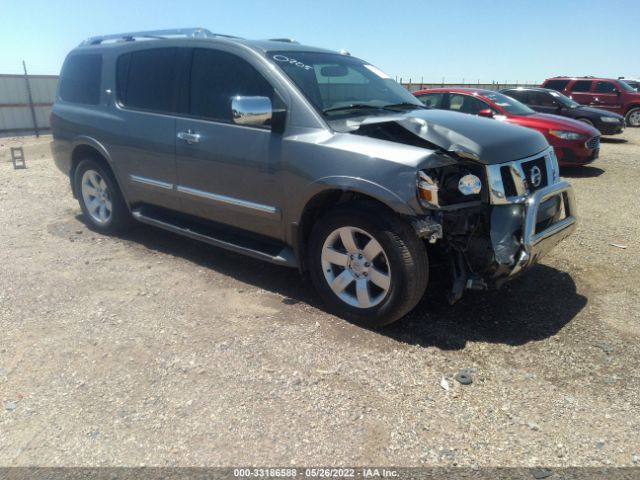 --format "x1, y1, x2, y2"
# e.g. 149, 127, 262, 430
586, 136, 600, 150
486, 147, 556, 205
